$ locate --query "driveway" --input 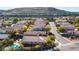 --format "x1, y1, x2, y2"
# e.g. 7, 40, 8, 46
49, 22, 79, 51
49, 22, 70, 44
